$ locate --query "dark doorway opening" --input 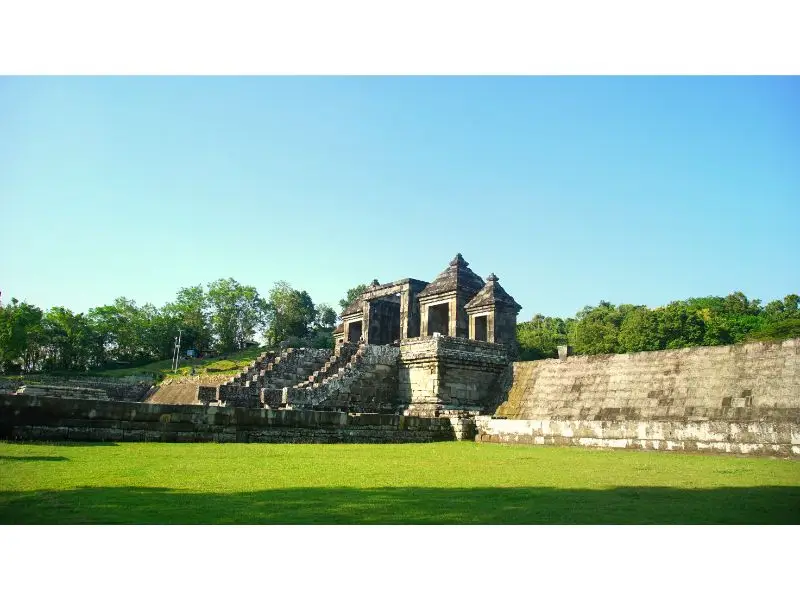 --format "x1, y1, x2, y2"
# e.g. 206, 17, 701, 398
348, 321, 363, 343
474, 315, 488, 341
427, 303, 449, 336
368, 295, 401, 345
